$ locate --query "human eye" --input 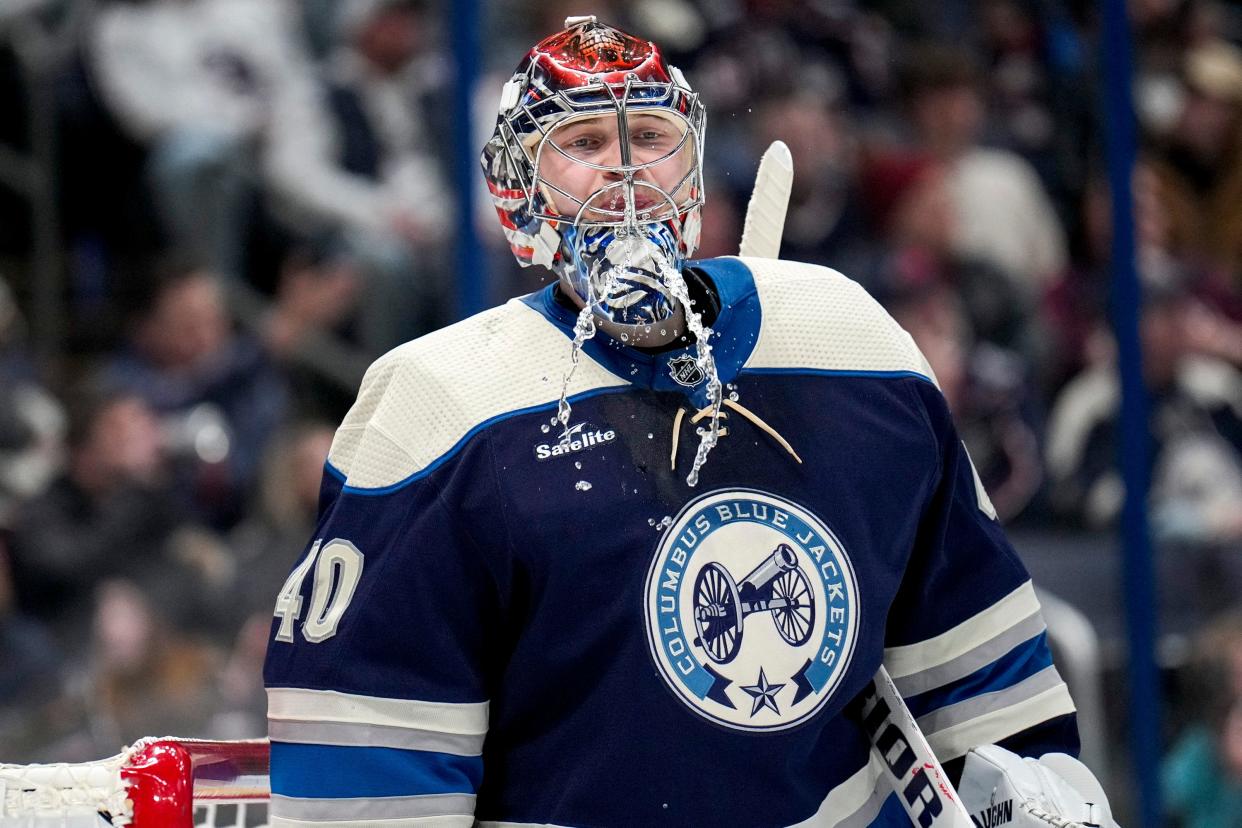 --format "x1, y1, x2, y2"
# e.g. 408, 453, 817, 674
559, 131, 602, 155
631, 123, 677, 152
632, 127, 665, 144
